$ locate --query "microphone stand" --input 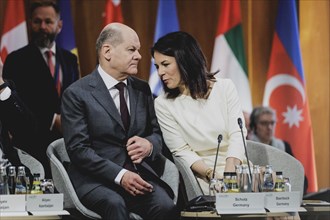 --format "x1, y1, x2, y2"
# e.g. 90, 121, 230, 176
187, 135, 223, 210
238, 118, 253, 191
212, 134, 223, 179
